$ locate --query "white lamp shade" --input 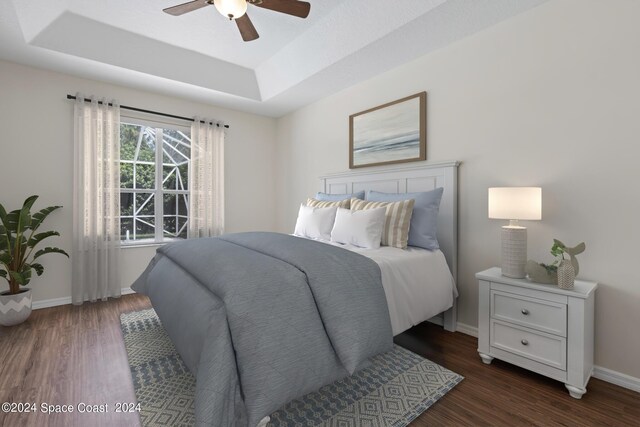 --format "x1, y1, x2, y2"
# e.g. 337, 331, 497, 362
488, 187, 542, 220
213, 0, 247, 19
